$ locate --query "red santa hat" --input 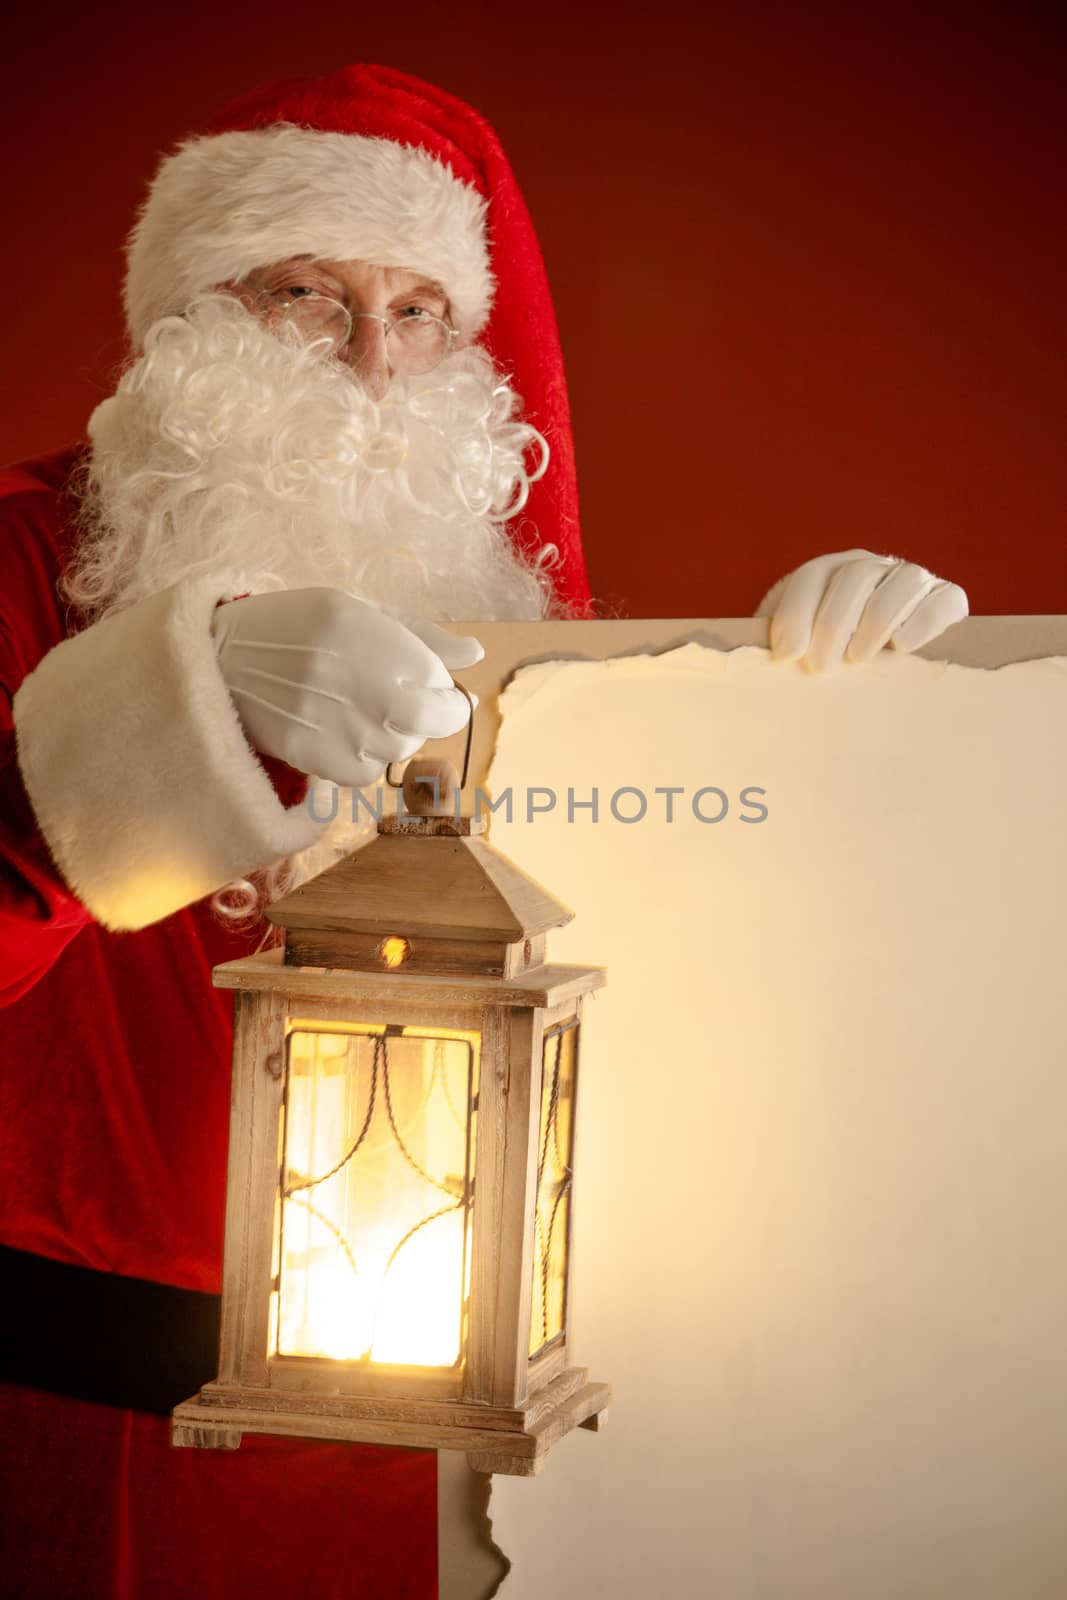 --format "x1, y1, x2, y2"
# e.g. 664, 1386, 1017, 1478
124, 63, 592, 613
